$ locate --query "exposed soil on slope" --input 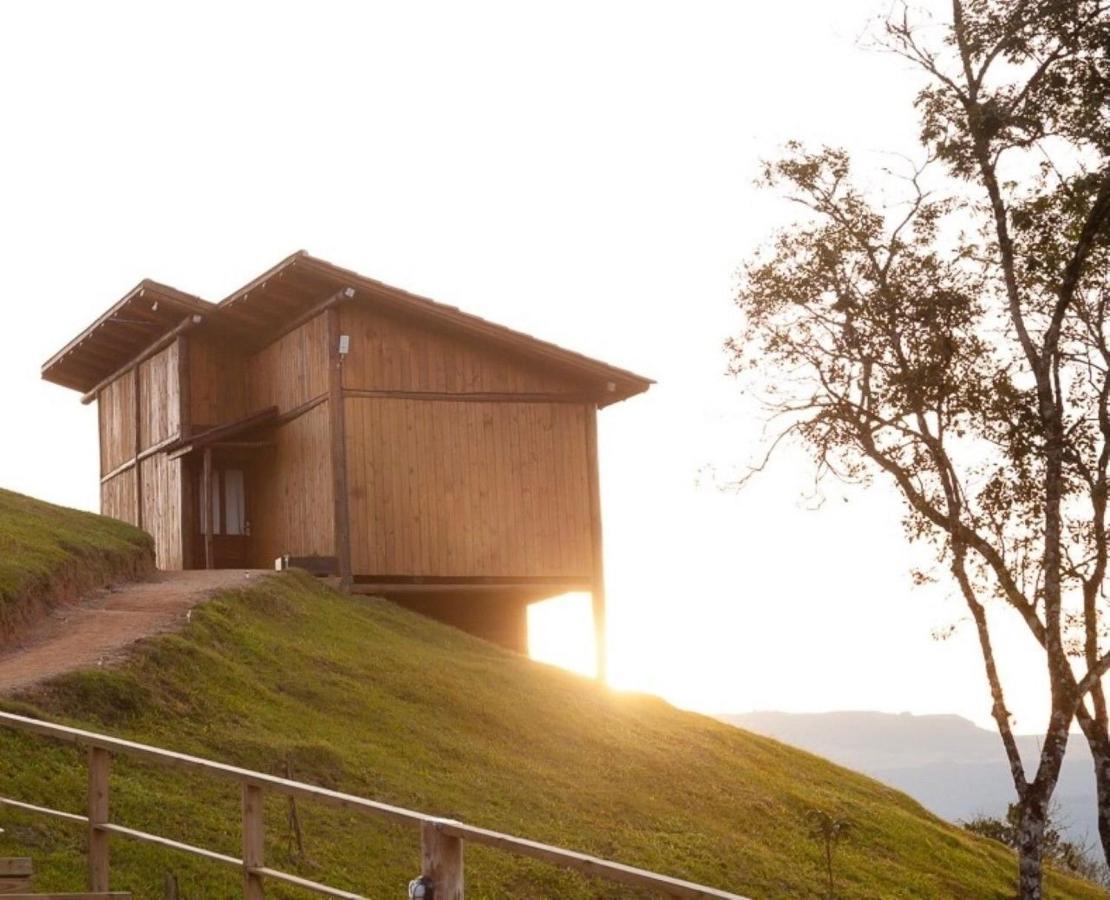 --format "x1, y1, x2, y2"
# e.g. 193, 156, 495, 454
0, 569, 265, 693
